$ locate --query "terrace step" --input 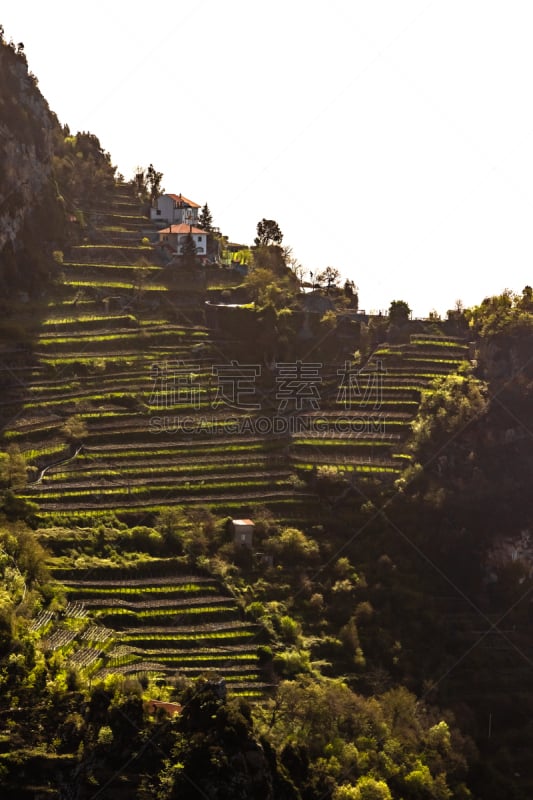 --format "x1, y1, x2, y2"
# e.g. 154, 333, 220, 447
108, 234, 152, 246
25, 472, 294, 502
5, 175, 475, 693
39, 553, 270, 693
82, 212, 149, 228
79, 595, 234, 609
122, 620, 260, 635
59, 575, 217, 586
68, 245, 156, 264
40, 462, 291, 487
32, 488, 324, 513
36, 322, 203, 340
